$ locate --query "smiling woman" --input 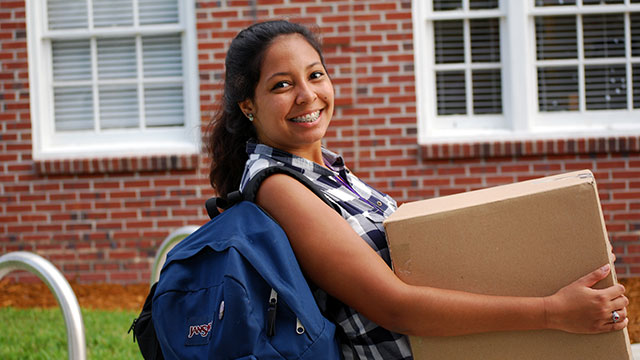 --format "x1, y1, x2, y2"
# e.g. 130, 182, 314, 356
205, 20, 629, 360
238, 33, 334, 162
